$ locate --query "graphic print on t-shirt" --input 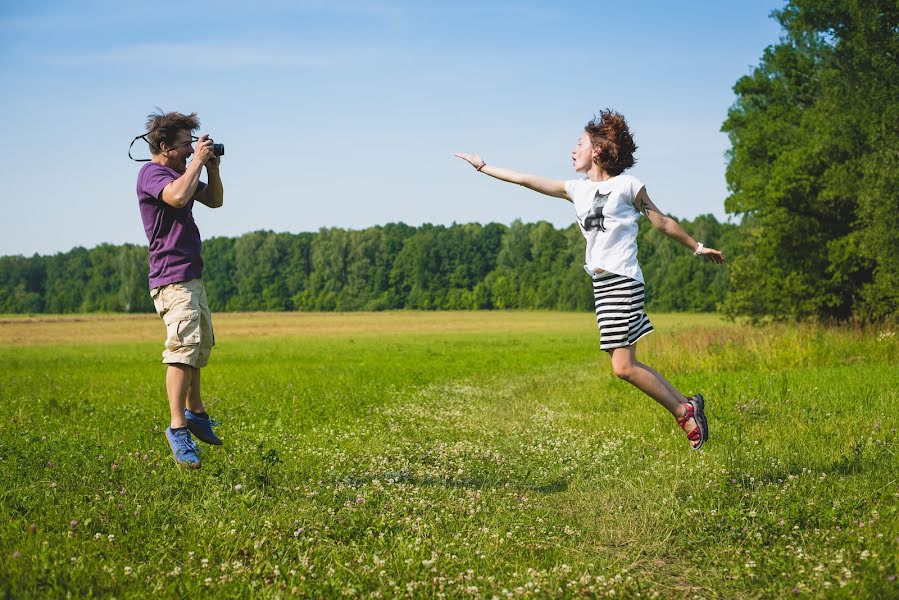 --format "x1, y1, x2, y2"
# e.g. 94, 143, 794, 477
583, 190, 610, 232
